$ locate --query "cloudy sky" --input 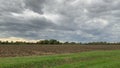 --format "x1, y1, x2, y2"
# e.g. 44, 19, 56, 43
0, 0, 120, 42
